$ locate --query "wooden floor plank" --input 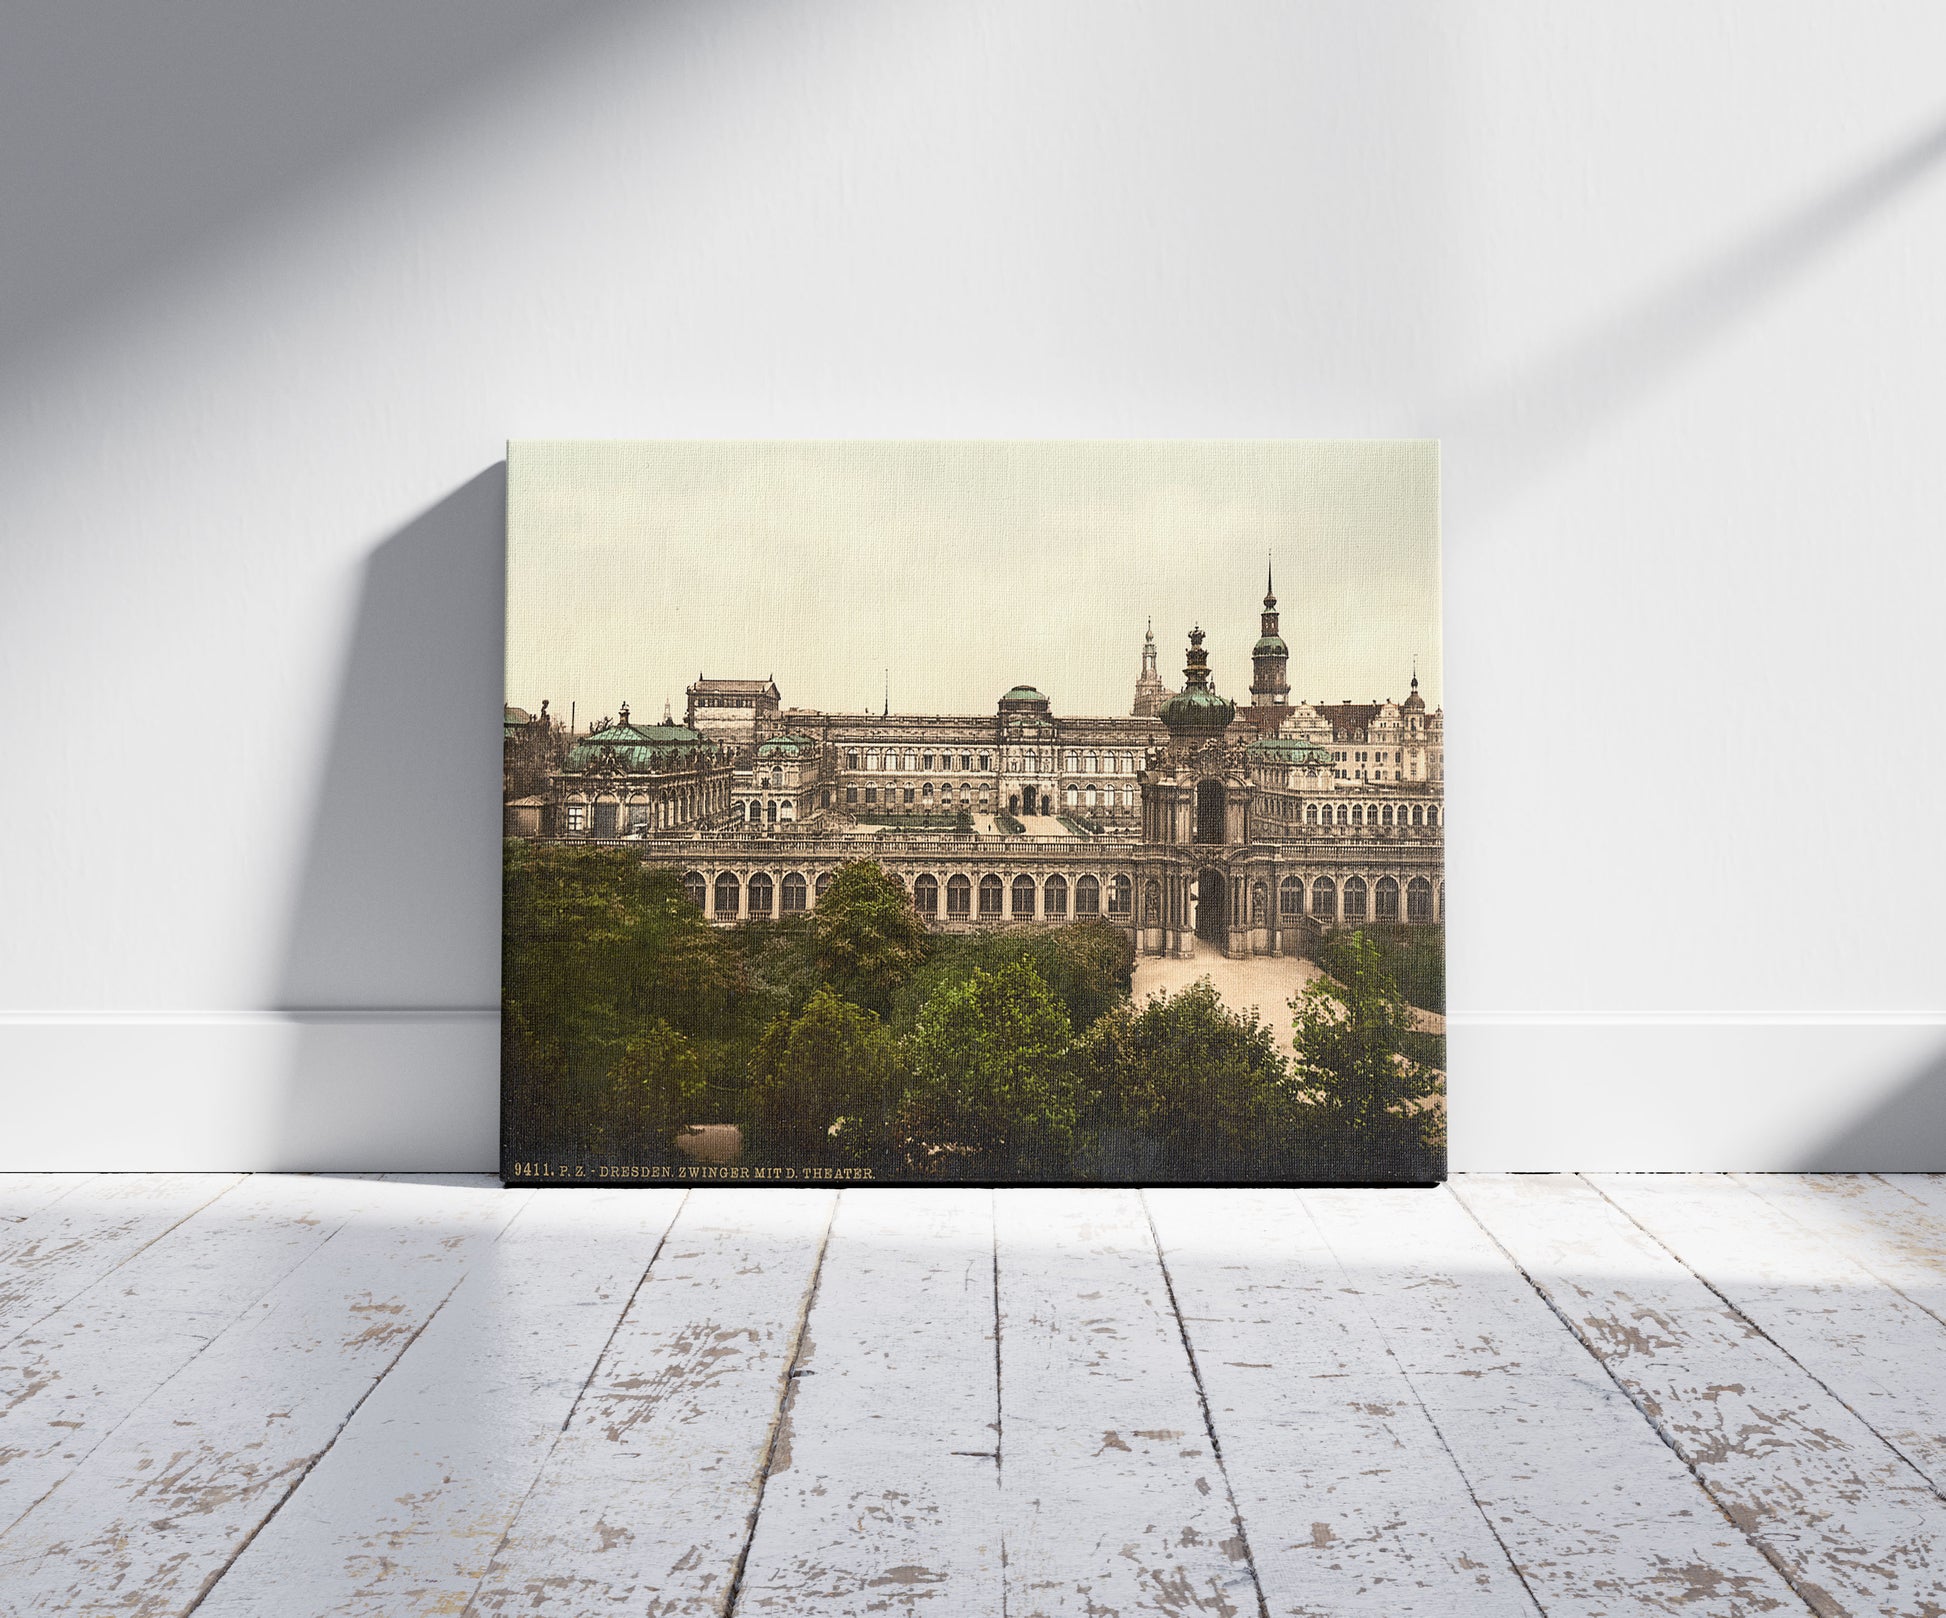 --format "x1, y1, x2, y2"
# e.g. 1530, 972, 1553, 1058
1594, 1173, 1946, 1499
0, 1173, 245, 1347
189, 1188, 687, 1617
995, 1187, 1261, 1618
732, 1187, 1003, 1614
0, 1176, 527, 1616
1146, 1188, 1539, 1616
464, 1188, 837, 1616
1733, 1175, 1946, 1323
1303, 1186, 1806, 1616
0, 1175, 409, 1536
0, 1174, 96, 1223
1457, 1173, 1946, 1617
